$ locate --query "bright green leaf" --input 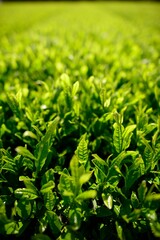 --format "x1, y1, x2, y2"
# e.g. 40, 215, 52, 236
16, 146, 36, 160
115, 221, 124, 240
75, 133, 88, 165
72, 81, 79, 97
138, 180, 148, 203
79, 171, 93, 186
76, 190, 97, 200
122, 124, 136, 150
23, 131, 37, 140
14, 188, 39, 200
92, 154, 107, 178
40, 181, 55, 194
102, 193, 113, 209
113, 122, 124, 153
43, 190, 56, 211
145, 193, 160, 201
